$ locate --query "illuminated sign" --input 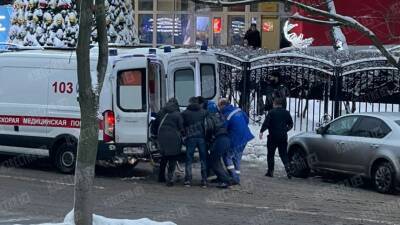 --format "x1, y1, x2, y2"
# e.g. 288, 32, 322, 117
0, 6, 12, 43
213, 18, 221, 34
262, 21, 274, 32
